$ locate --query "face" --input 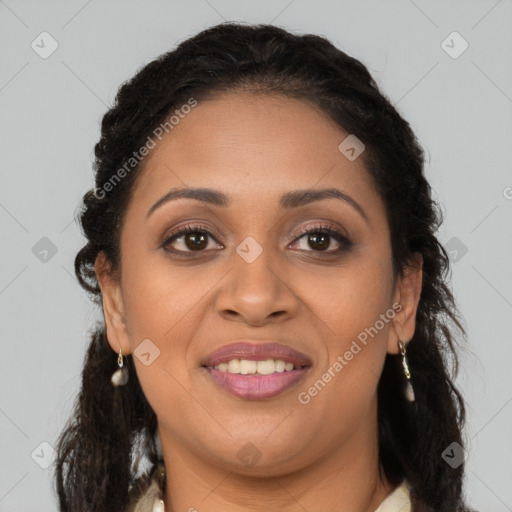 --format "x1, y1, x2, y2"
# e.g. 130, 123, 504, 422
96, 91, 421, 477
